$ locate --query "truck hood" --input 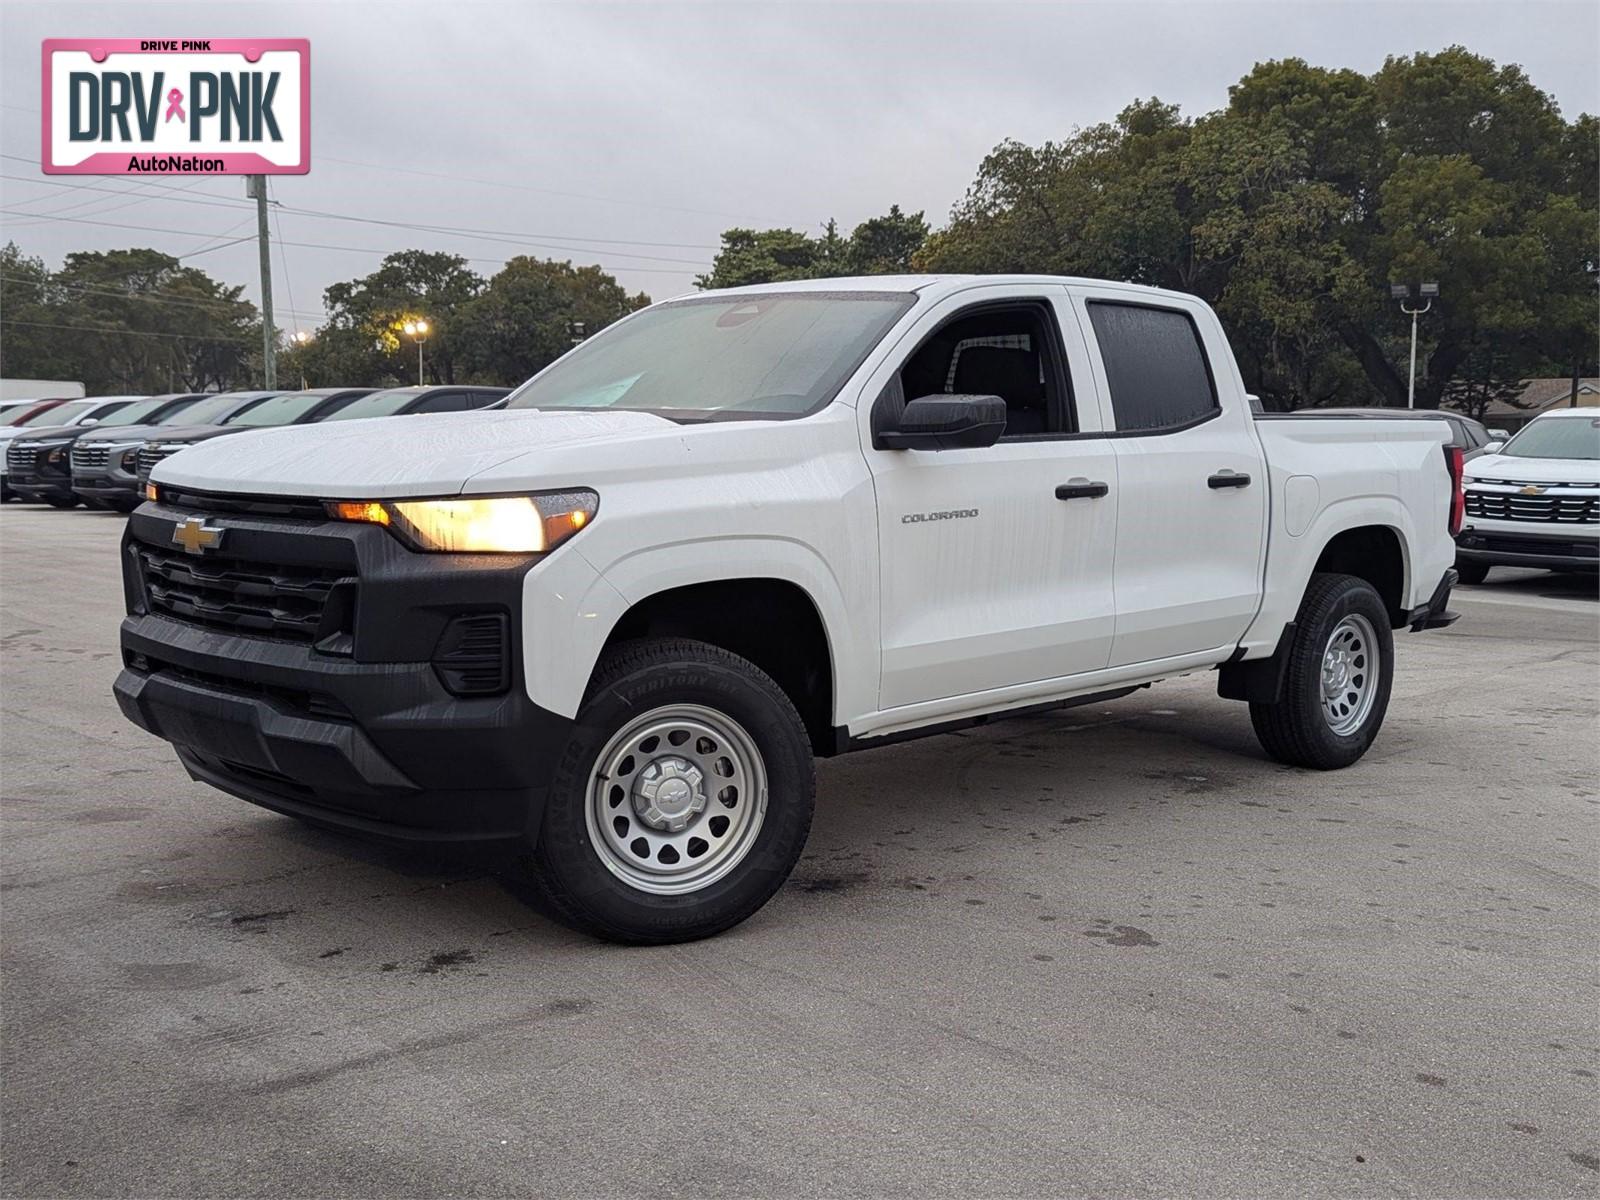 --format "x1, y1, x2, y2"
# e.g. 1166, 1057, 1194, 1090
1465, 453, 1600, 485
151, 409, 683, 498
